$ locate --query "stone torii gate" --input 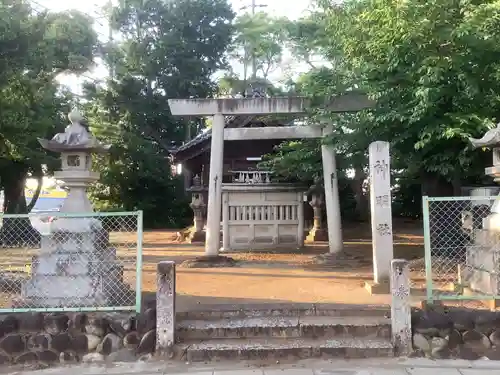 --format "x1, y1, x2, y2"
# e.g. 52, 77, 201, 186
168, 95, 373, 259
